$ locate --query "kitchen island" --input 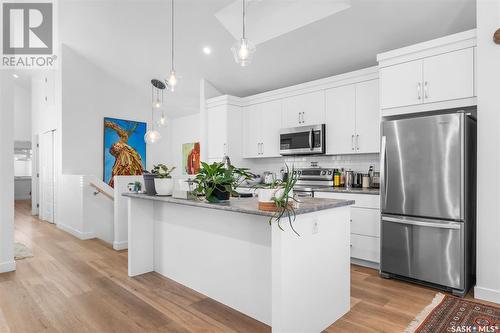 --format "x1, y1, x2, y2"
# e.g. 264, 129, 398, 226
124, 194, 354, 333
